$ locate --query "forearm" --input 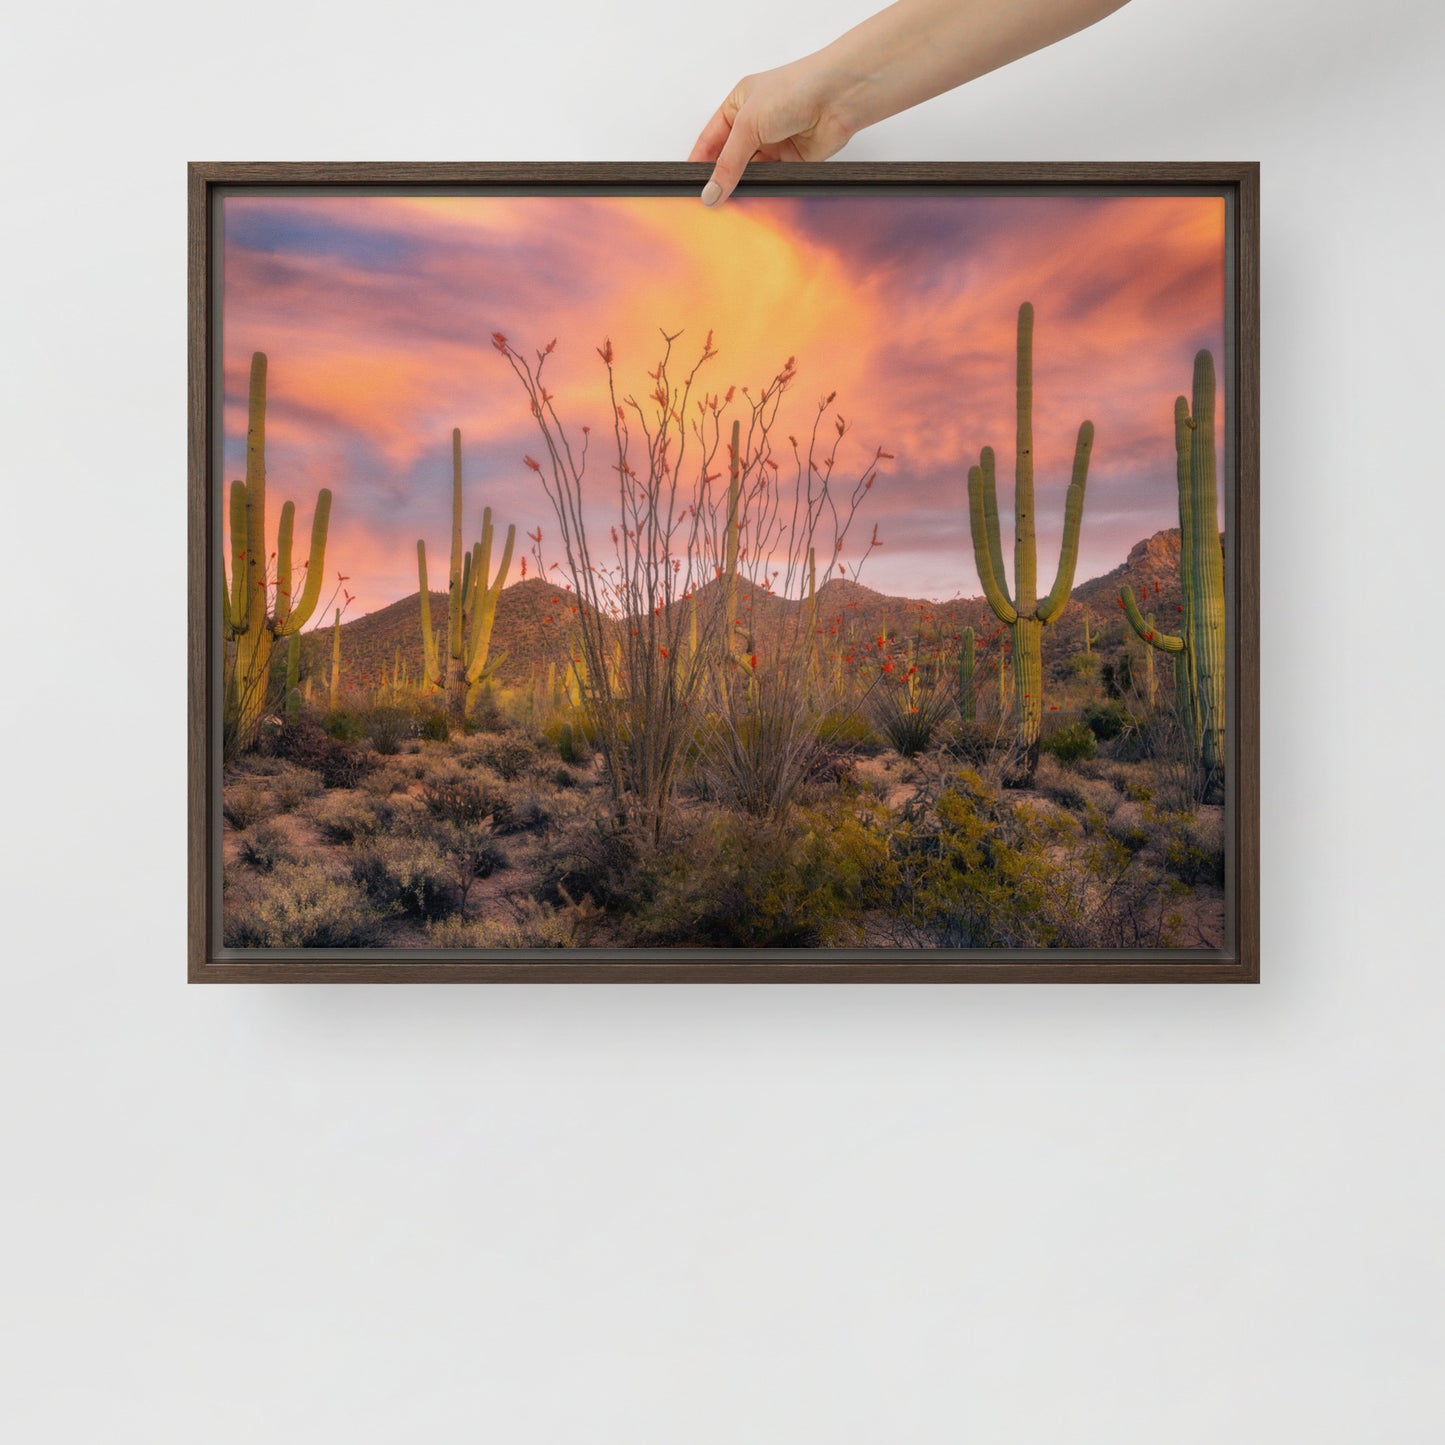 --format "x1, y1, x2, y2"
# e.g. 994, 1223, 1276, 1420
806, 0, 1130, 138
